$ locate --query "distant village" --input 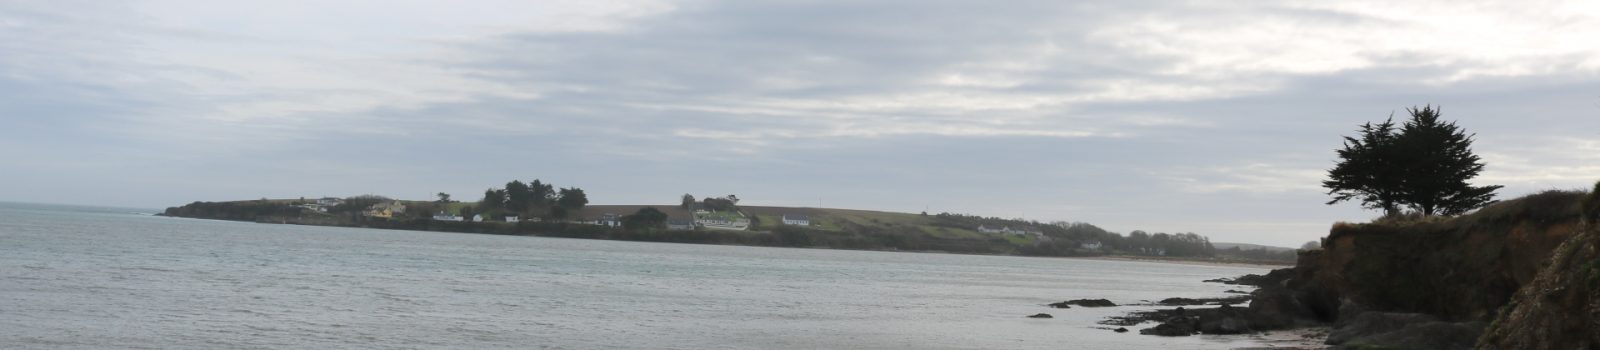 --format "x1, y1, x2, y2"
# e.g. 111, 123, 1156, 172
167, 178, 1254, 260
293, 194, 1118, 254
